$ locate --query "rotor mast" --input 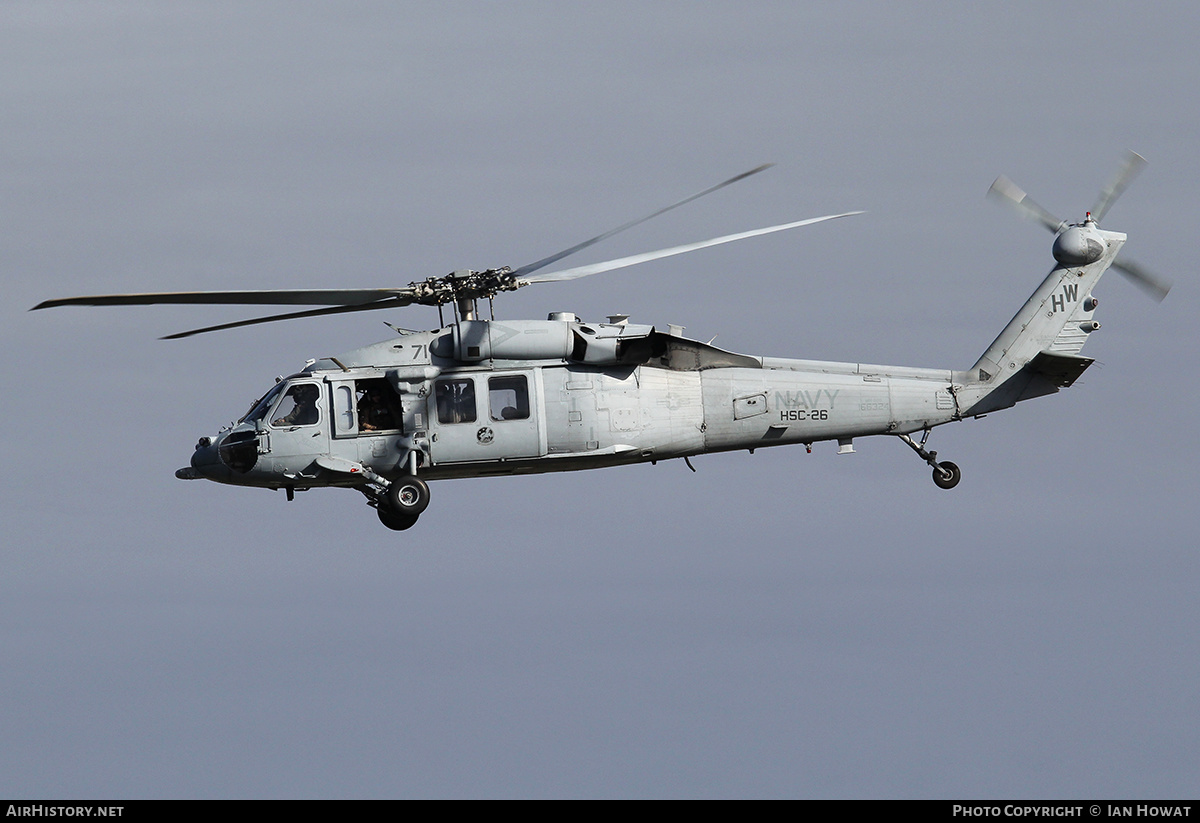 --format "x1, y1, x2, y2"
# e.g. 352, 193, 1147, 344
442, 268, 515, 323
